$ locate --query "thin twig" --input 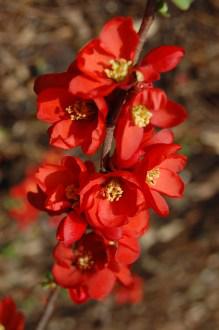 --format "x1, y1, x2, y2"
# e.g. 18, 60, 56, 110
133, 0, 157, 65
100, 0, 157, 170
36, 287, 60, 330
